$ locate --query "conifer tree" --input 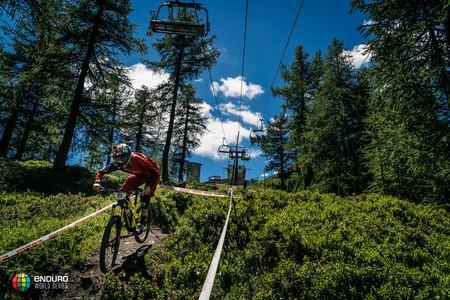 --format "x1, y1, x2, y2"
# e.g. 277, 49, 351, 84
301, 39, 368, 195
260, 112, 293, 190
172, 84, 207, 182
120, 85, 161, 154
352, 0, 450, 202
53, 0, 146, 169
0, 0, 70, 159
149, 31, 219, 183
272, 46, 324, 189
